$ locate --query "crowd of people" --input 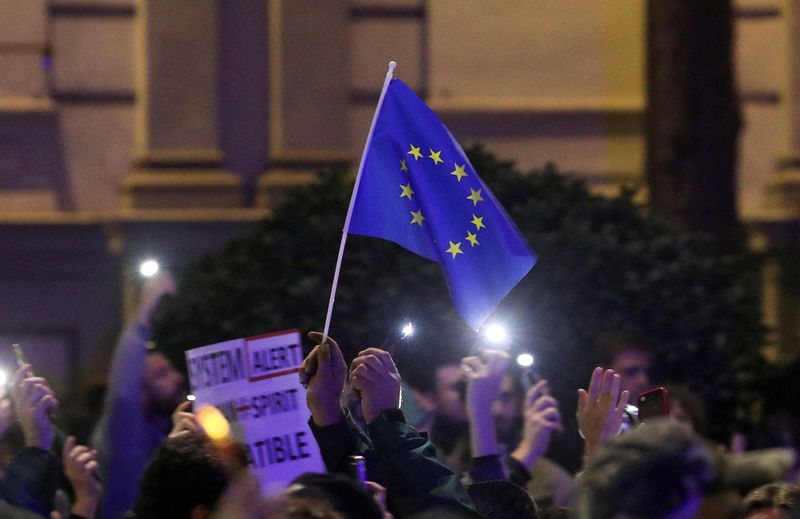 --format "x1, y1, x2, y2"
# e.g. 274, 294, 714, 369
0, 272, 798, 519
